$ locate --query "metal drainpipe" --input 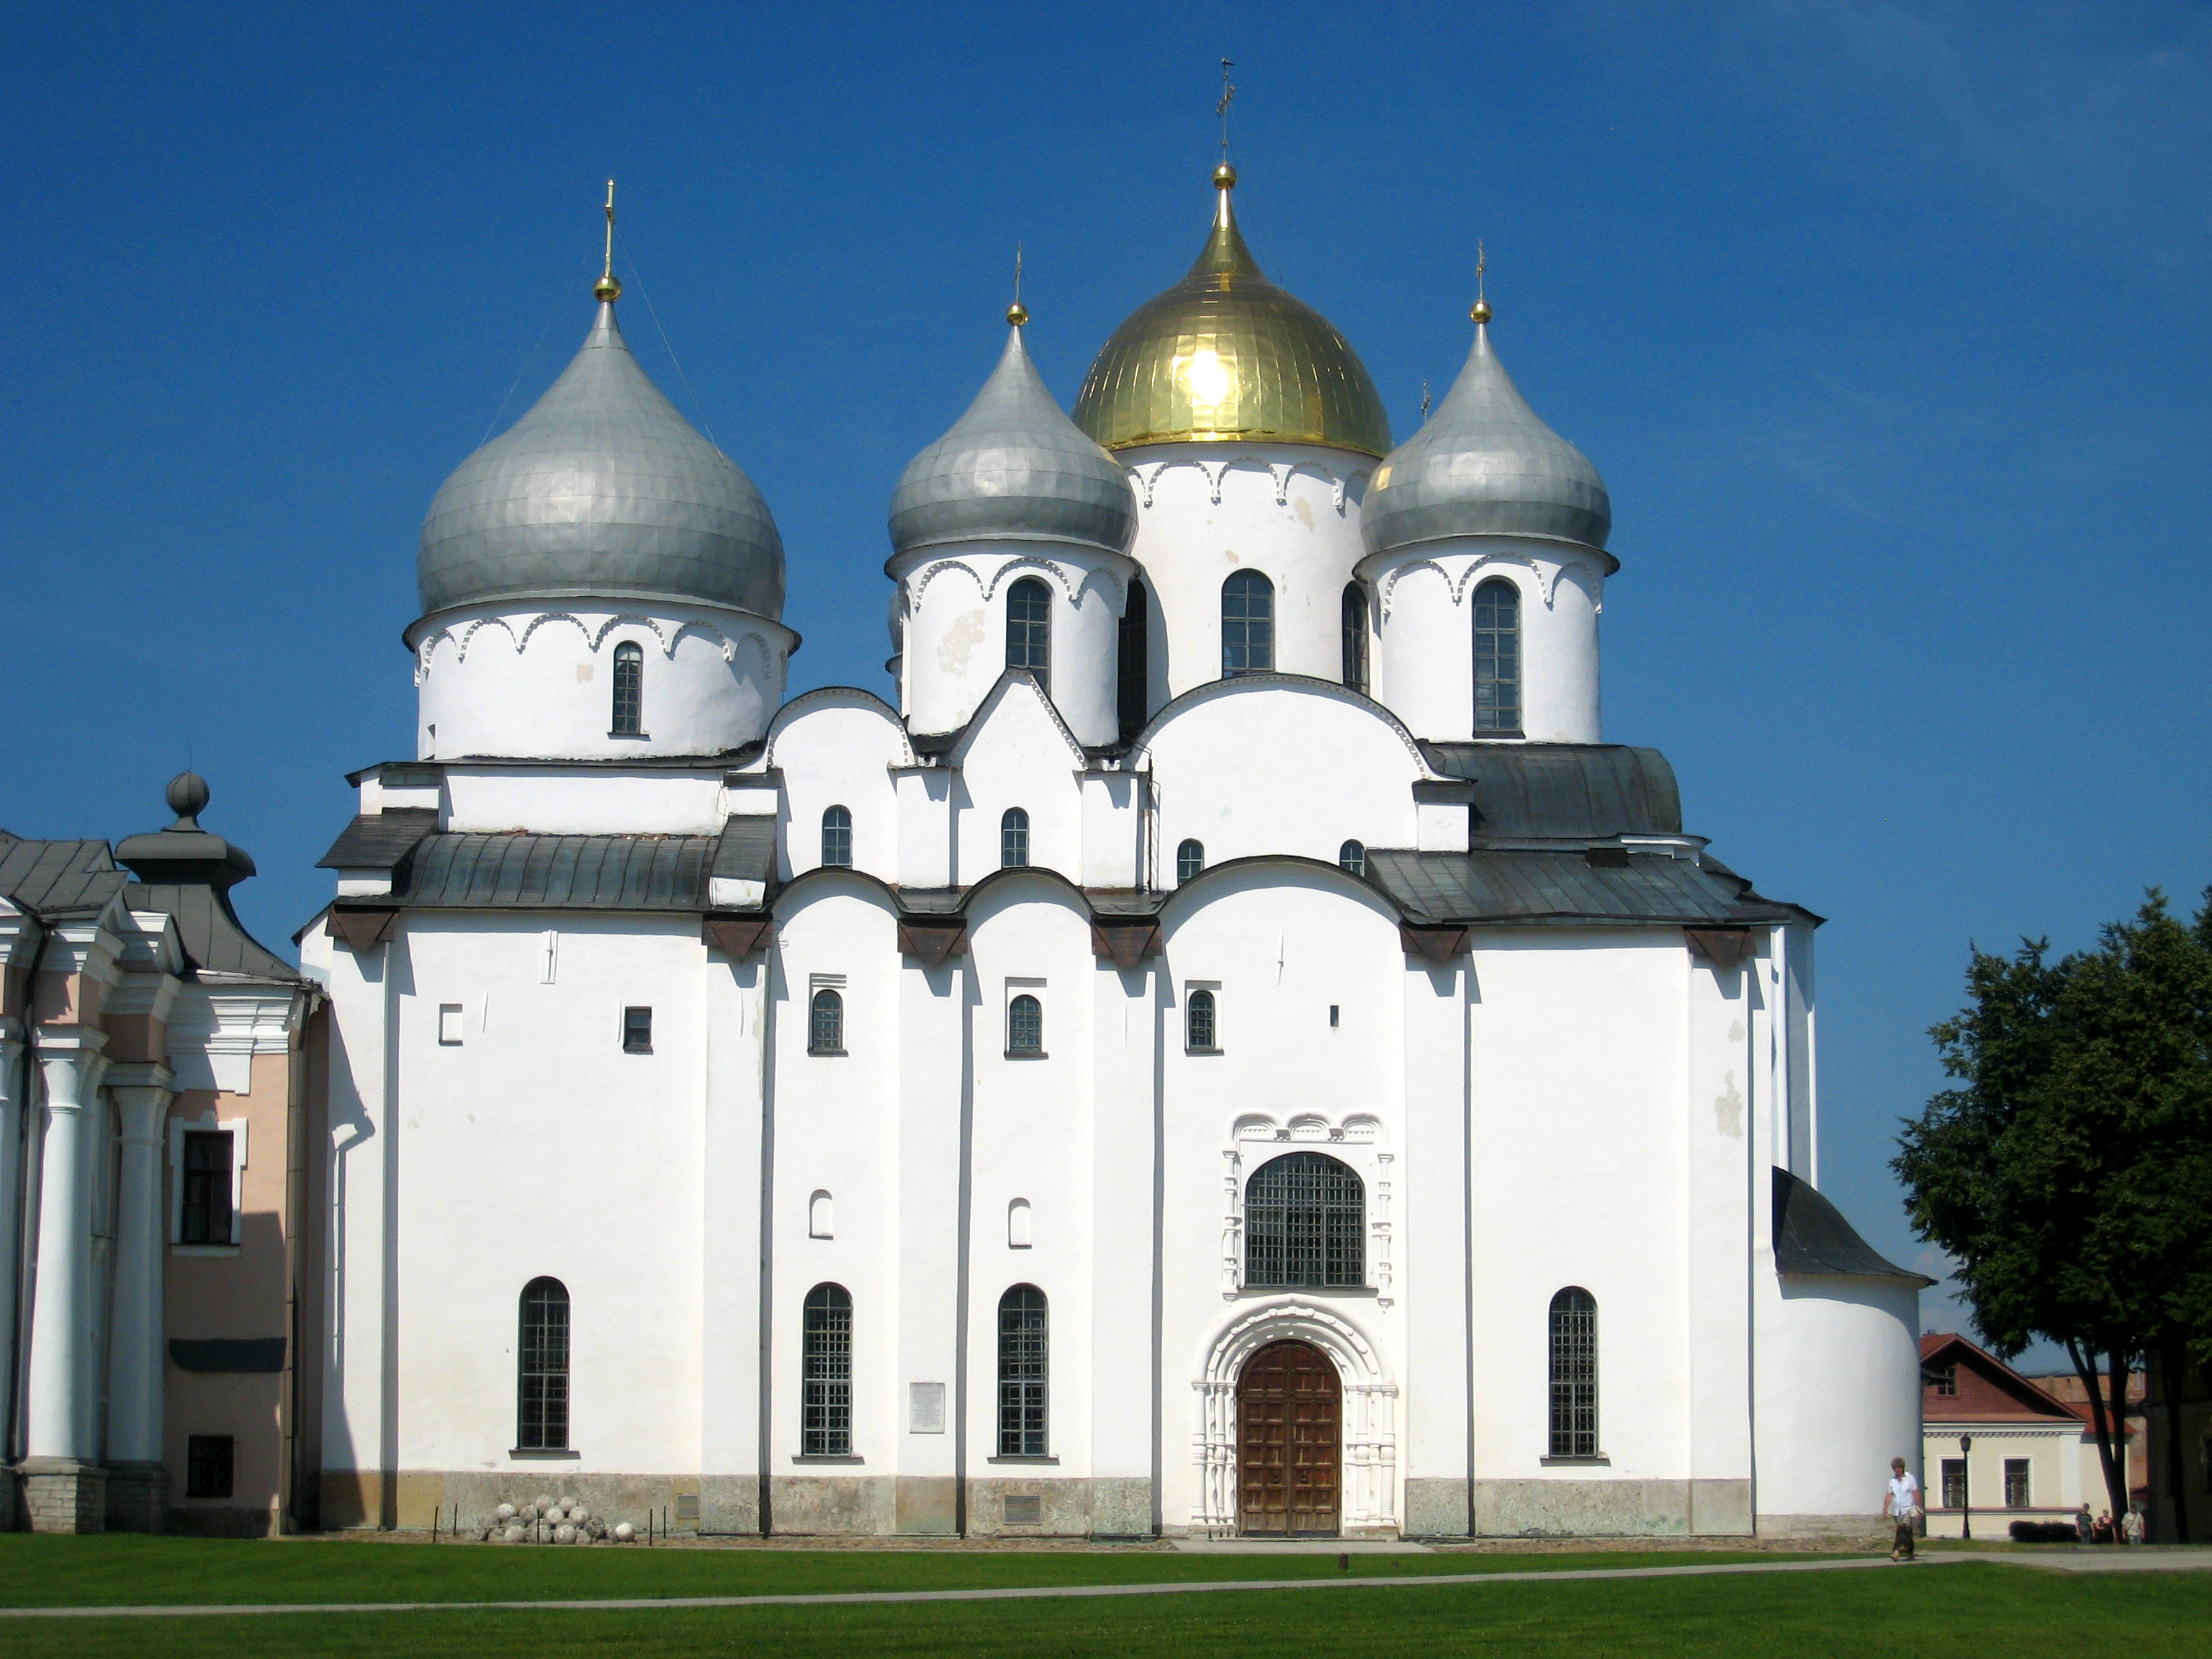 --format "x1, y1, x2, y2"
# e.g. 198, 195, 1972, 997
4, 914, 53, 1464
